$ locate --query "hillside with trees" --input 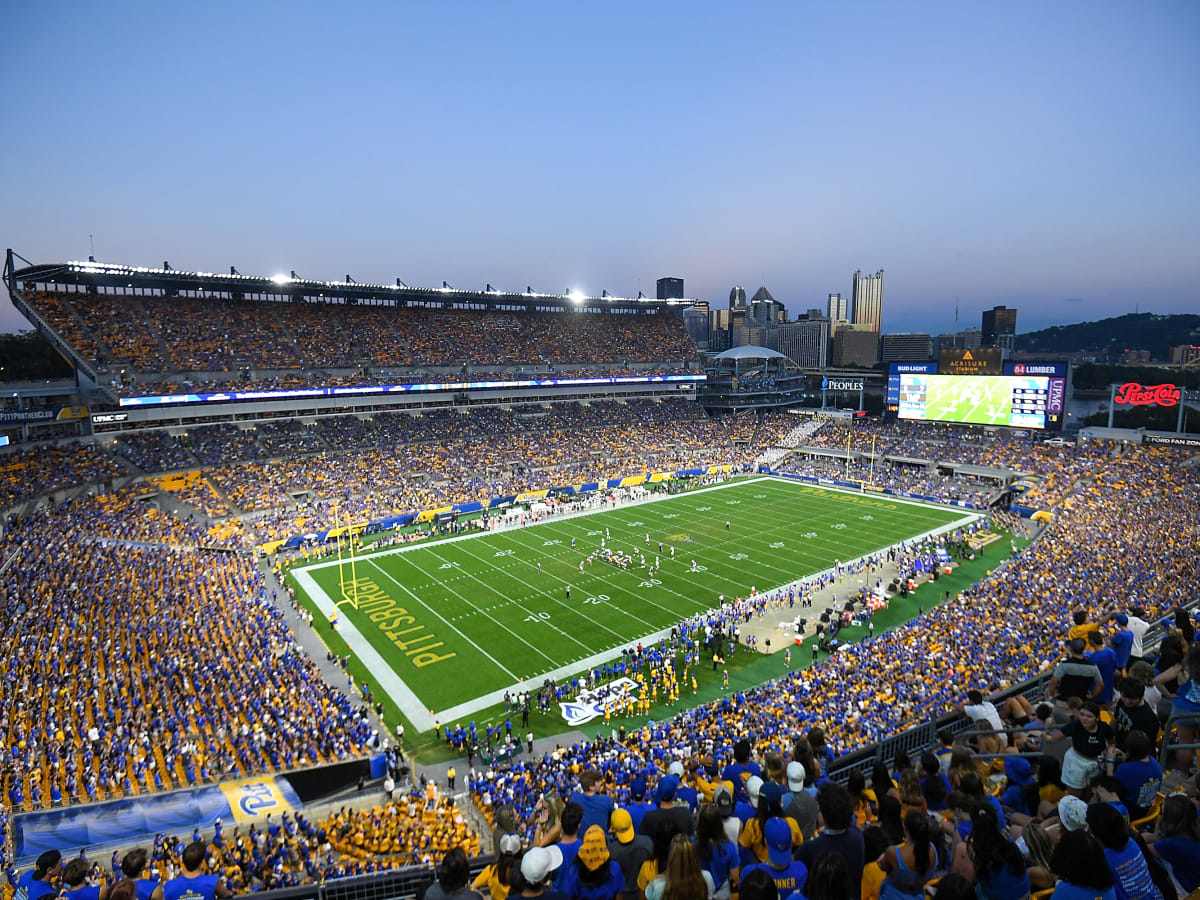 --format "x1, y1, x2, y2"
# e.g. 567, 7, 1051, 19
1016, 313, 1200, 361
